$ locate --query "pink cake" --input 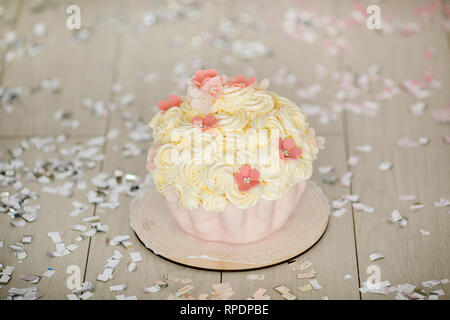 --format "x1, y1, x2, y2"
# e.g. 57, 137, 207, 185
147, 69, 324, 244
